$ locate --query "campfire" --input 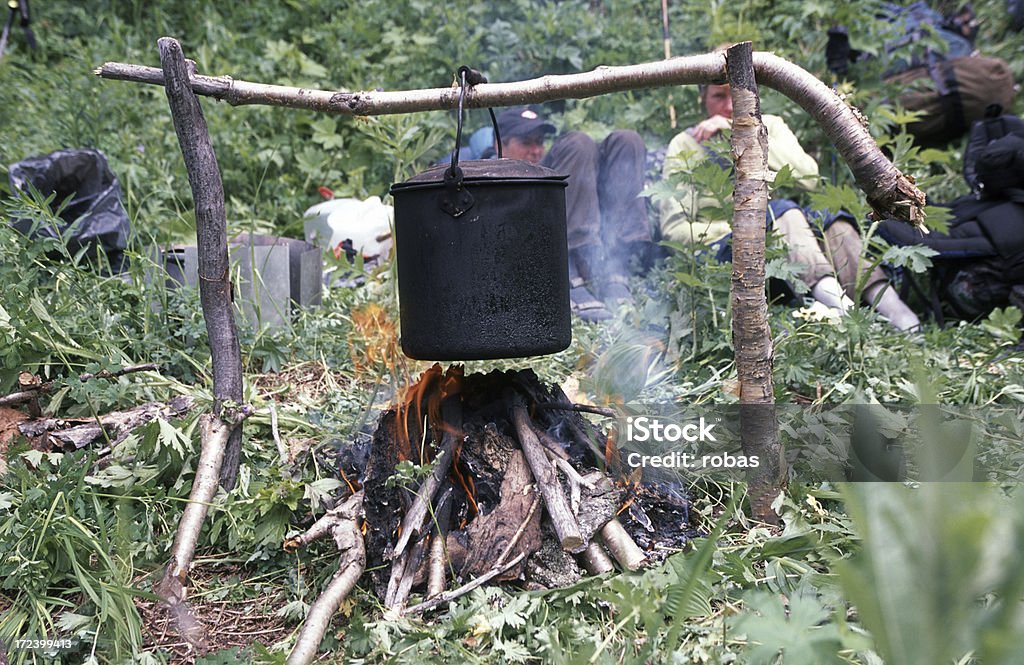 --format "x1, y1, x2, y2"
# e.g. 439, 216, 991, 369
346, 365, 696, 614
